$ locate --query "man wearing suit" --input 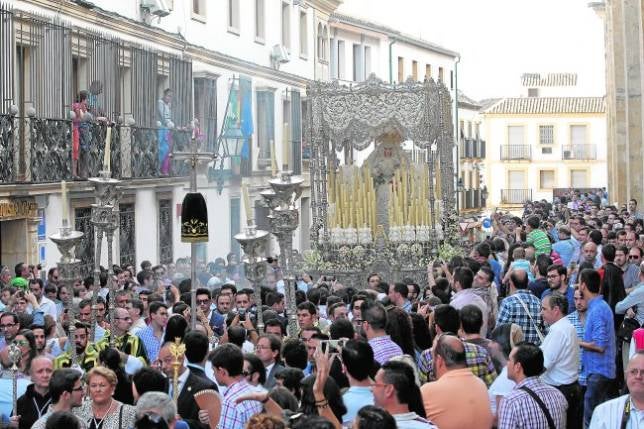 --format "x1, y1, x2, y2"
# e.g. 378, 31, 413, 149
256, 334, 284, 390
159, 334, 218, 429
